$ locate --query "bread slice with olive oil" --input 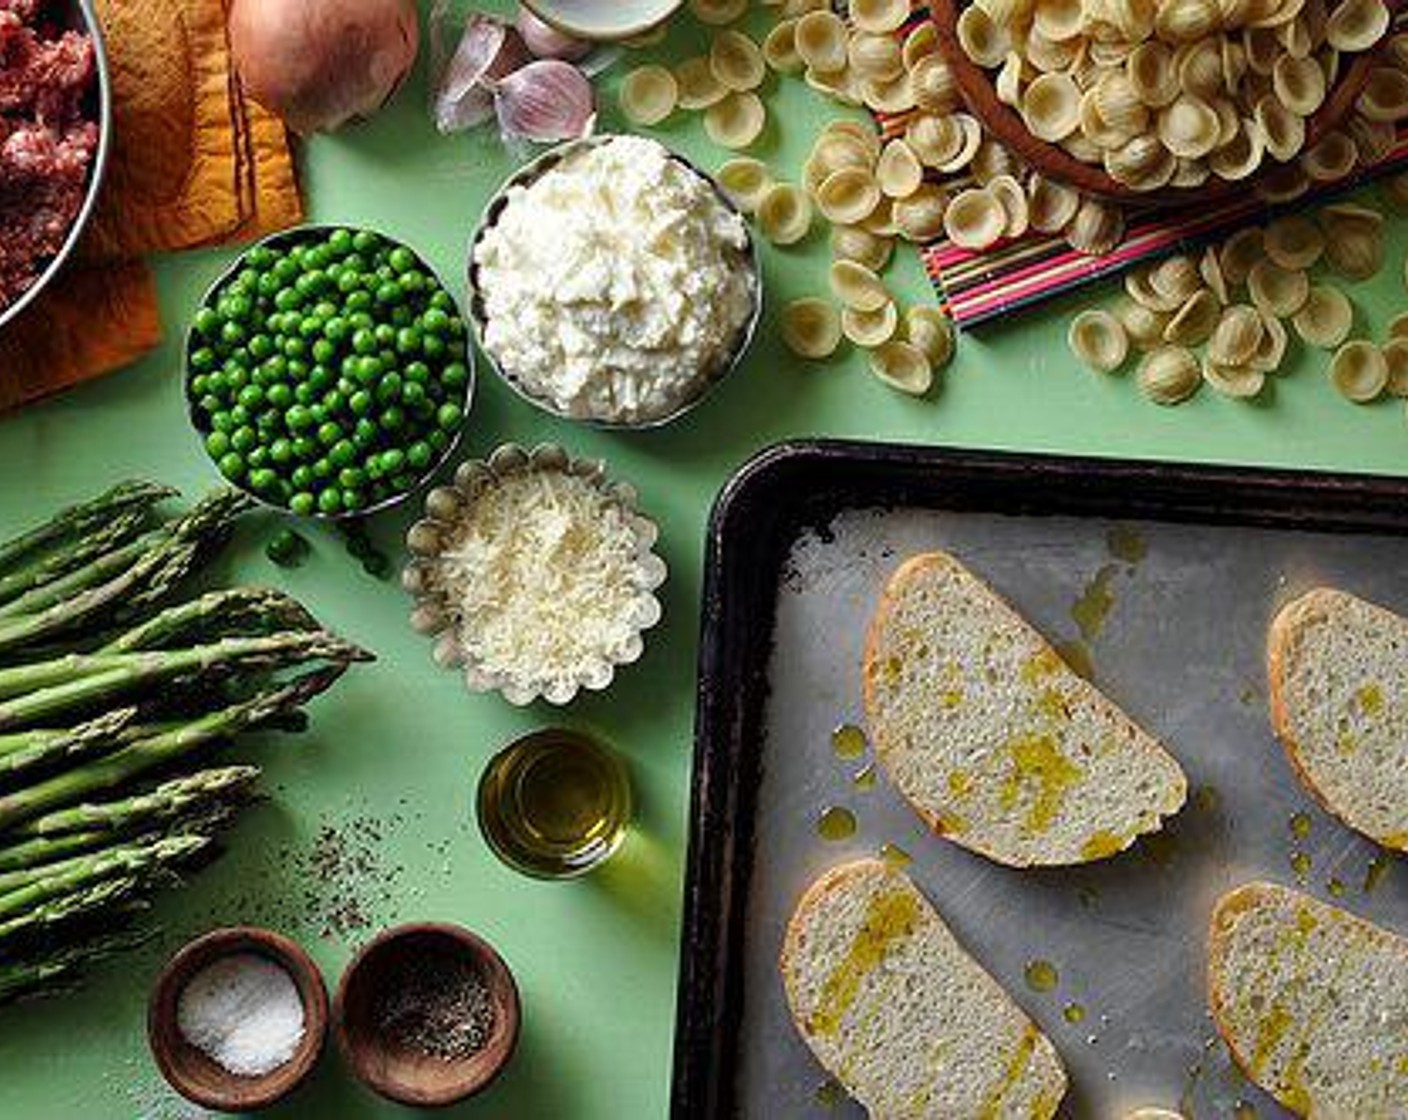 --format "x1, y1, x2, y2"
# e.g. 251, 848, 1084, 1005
1268, 587, 1408, 852
780, 858, 1067, 1118
1207, 880, 1408, 1118
862, 551, 1187, 867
